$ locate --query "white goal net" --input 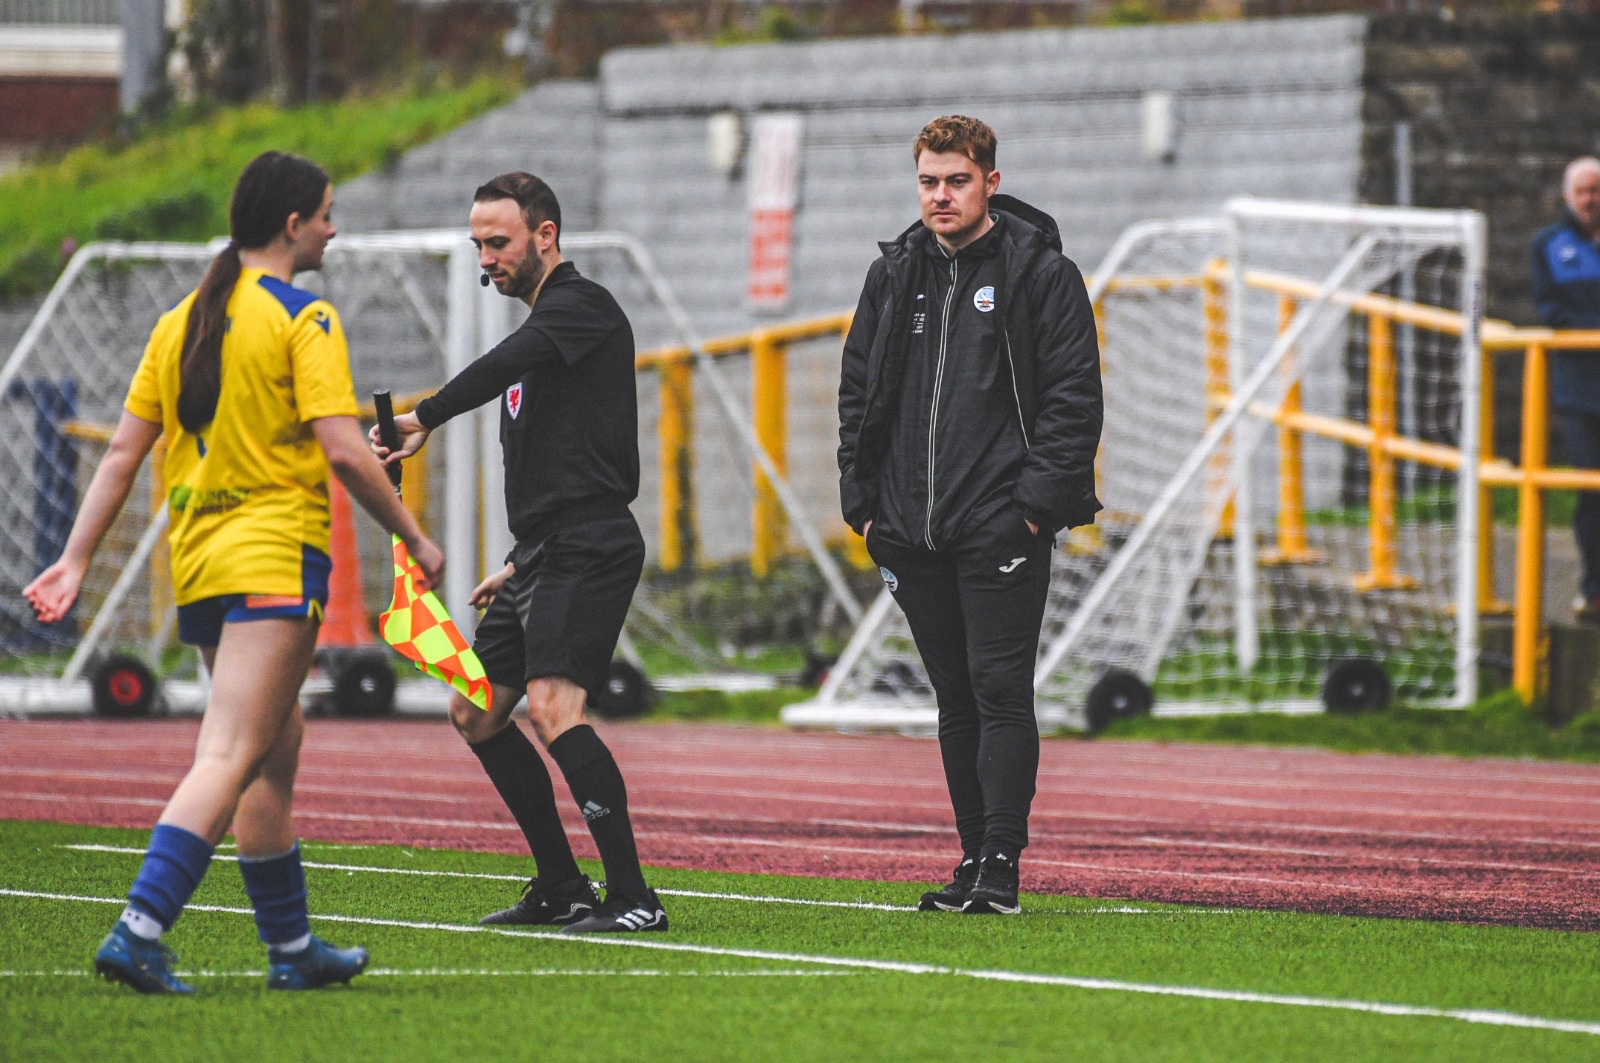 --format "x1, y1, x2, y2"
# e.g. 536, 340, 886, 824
0, 231, 861, 712
786, 199, 1486, 733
